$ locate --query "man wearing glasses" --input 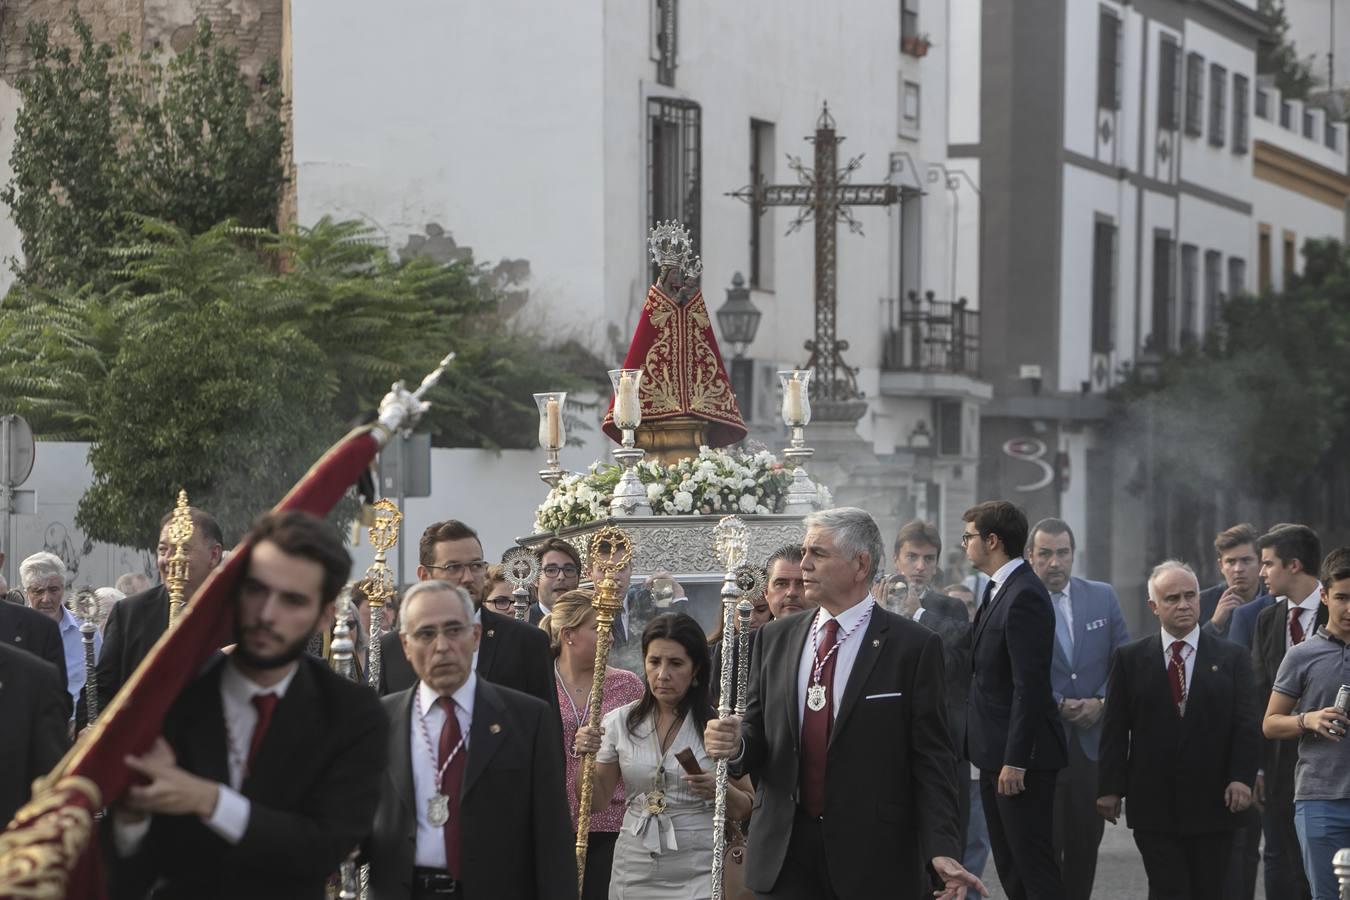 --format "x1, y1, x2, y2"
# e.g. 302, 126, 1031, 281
376, 521, 558, 721
528, 538, 582, 625
20, 551, 98, 720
